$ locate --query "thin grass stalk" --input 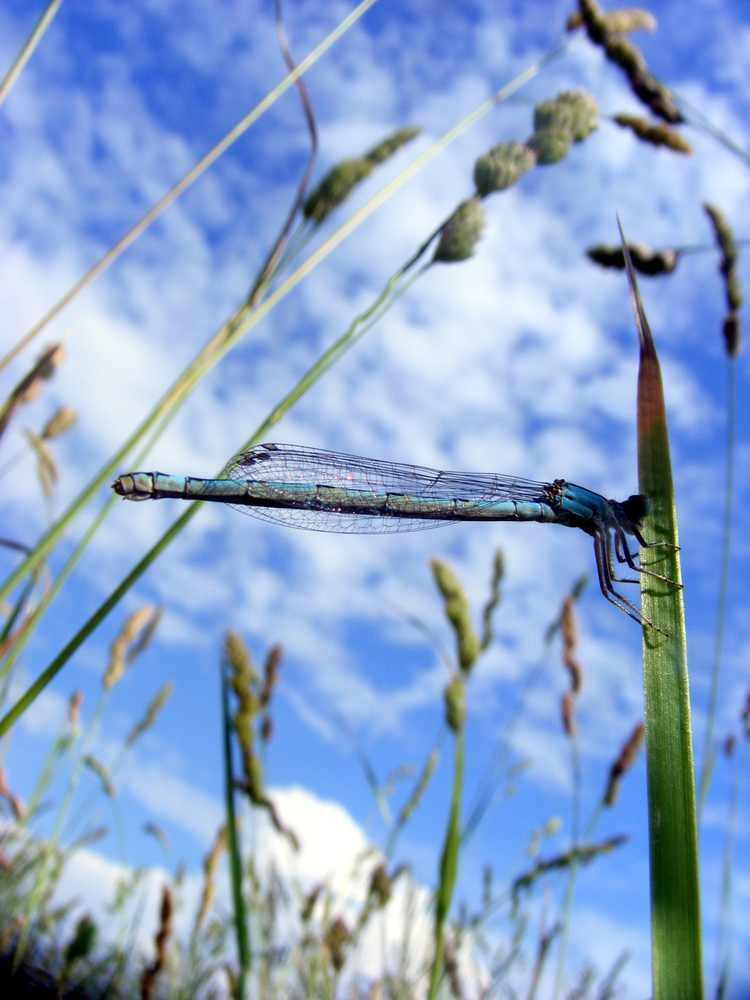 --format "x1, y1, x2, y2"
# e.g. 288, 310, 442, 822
0, 0, 375, 374
0, 0, 64, 107
0, 42, 561, 621
697, 358, 736, 812
17, 695, 106, 963
0, 49, 564, 737
553, 737, 581, 999
427, 728, 464, 1000
621, 226, 703, 998
221, 666, 250, 997
672, 92, 750, 168
714, 740, 742, 998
